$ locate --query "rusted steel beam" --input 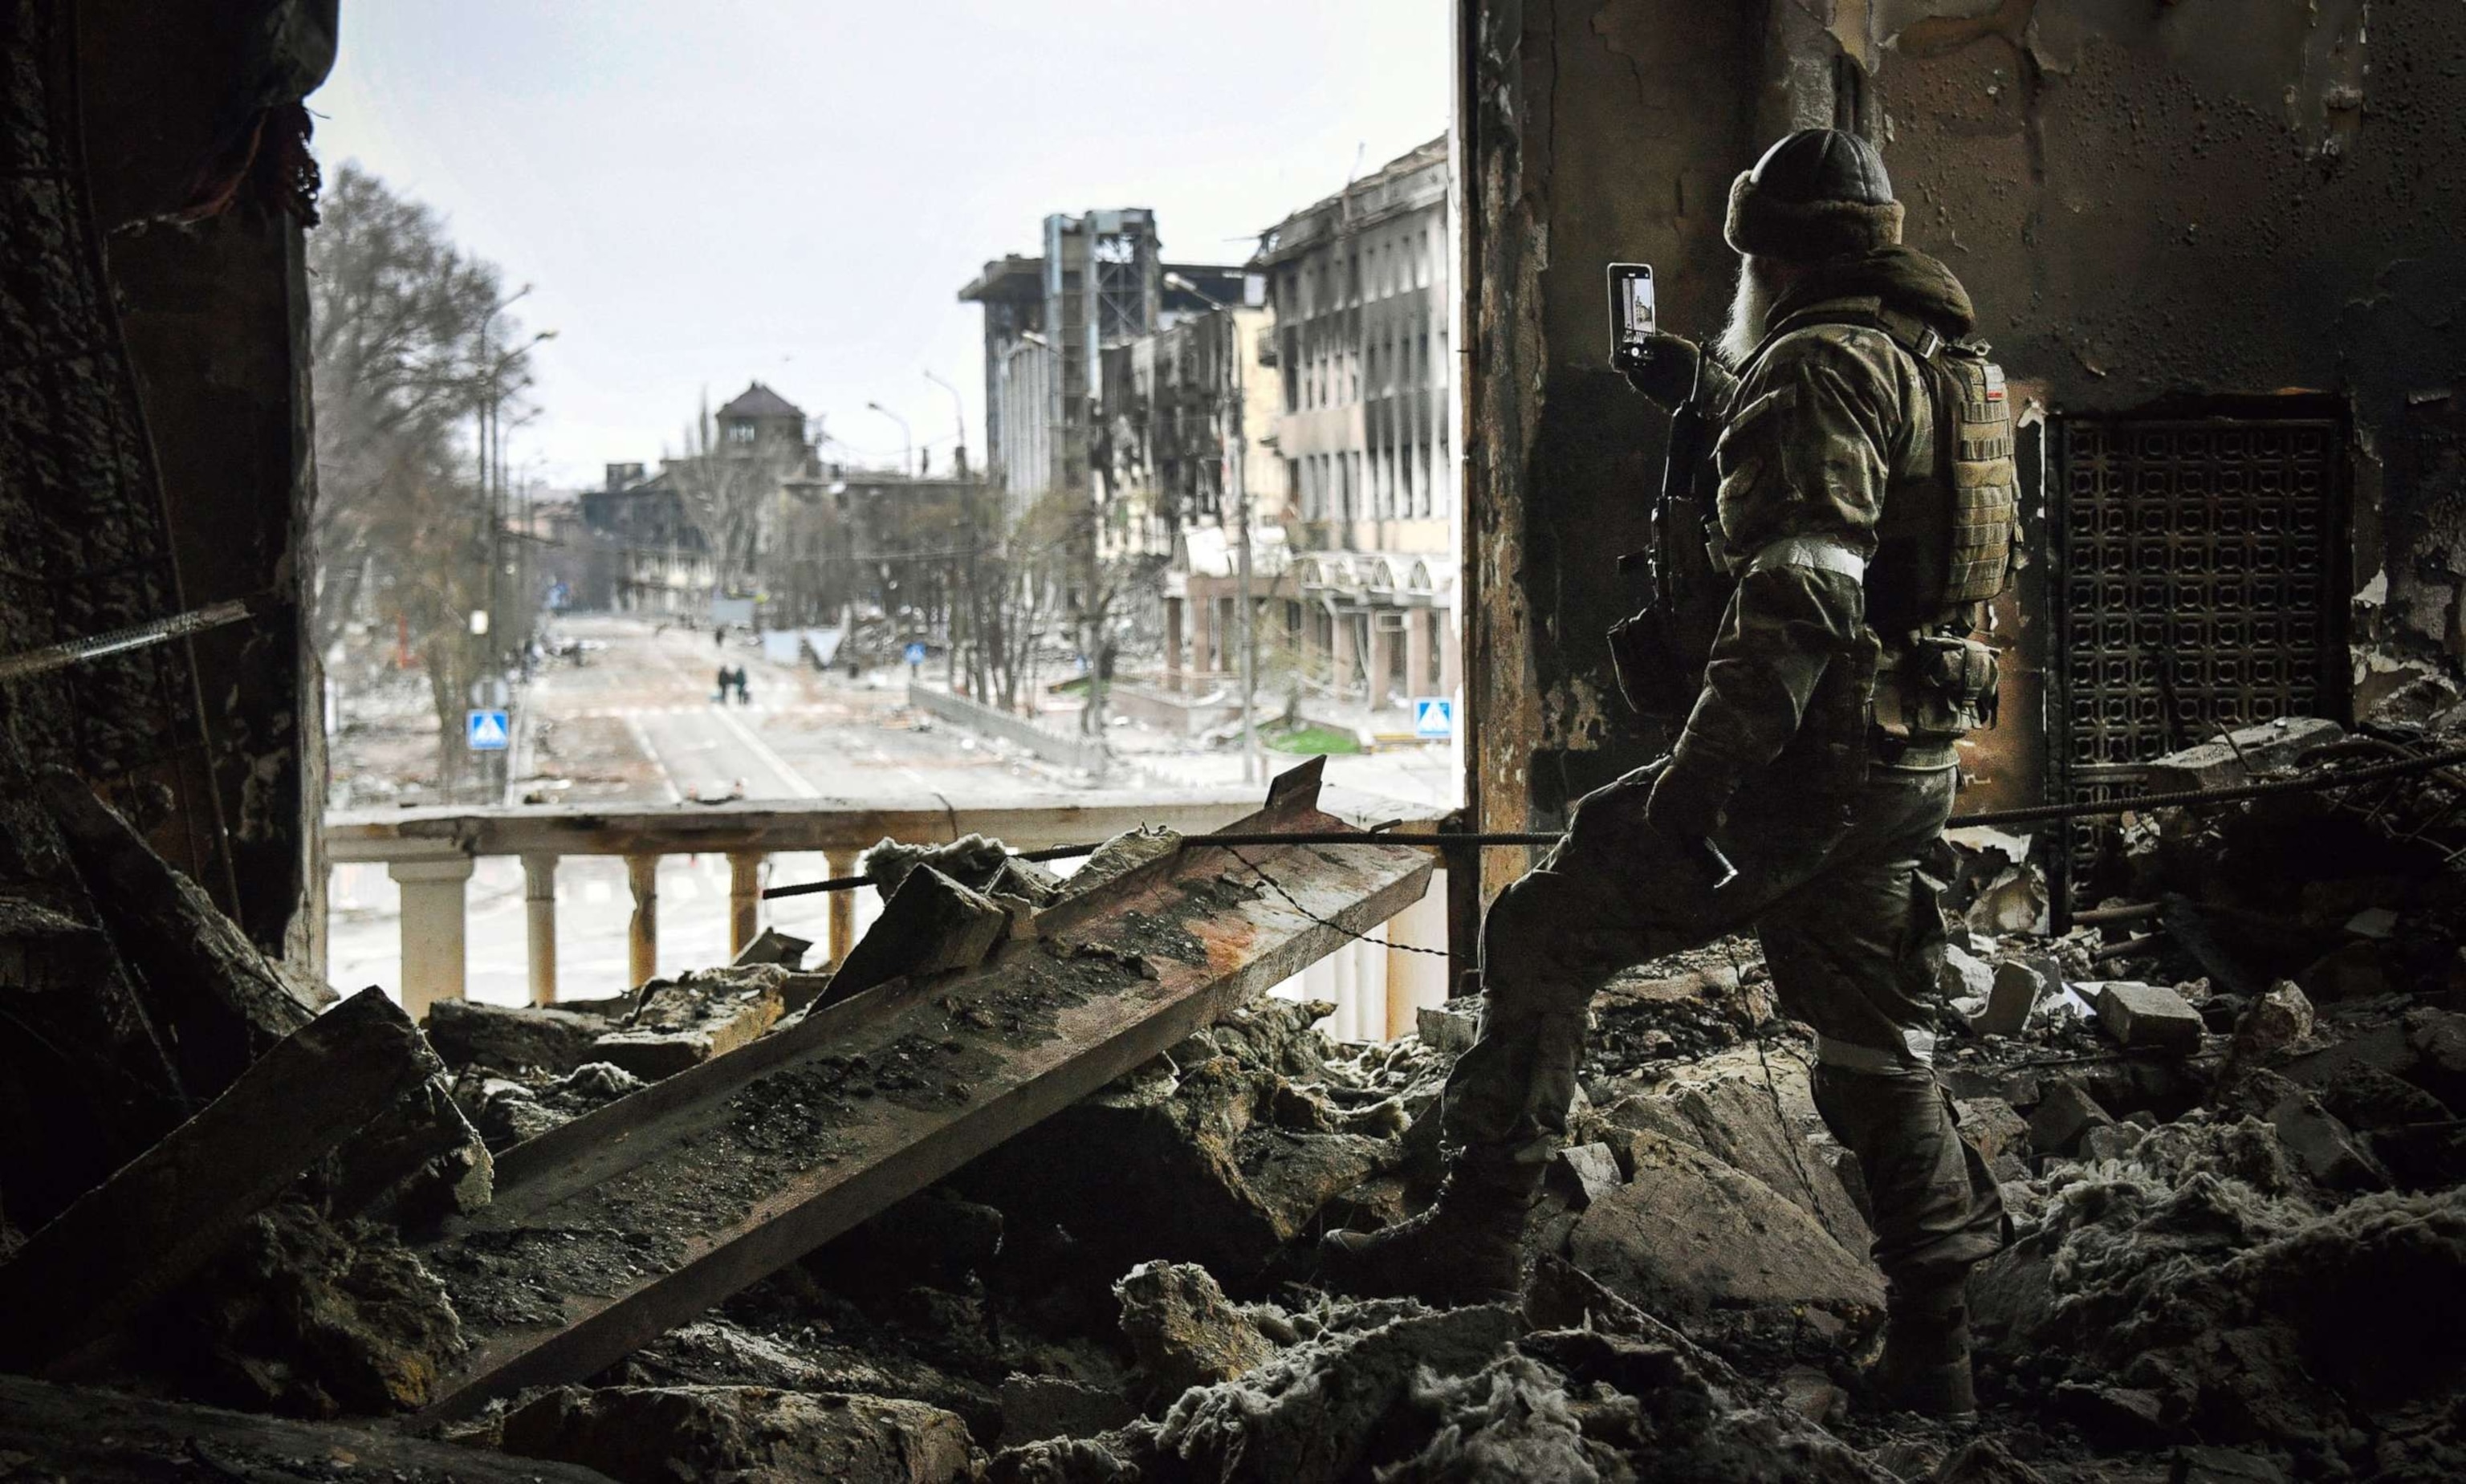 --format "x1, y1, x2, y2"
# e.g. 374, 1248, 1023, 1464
412, 760, 1432, 1421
